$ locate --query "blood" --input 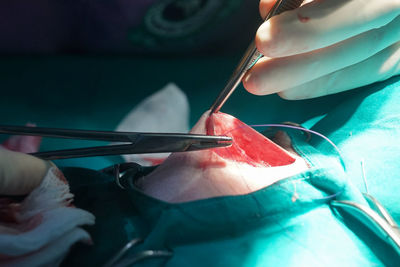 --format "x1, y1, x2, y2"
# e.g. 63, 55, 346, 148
1, 123, 42, 153
297, 13, 310, 23
0, 198, 21, 223
142, 157, 166, 166
206, 112, 295, 167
